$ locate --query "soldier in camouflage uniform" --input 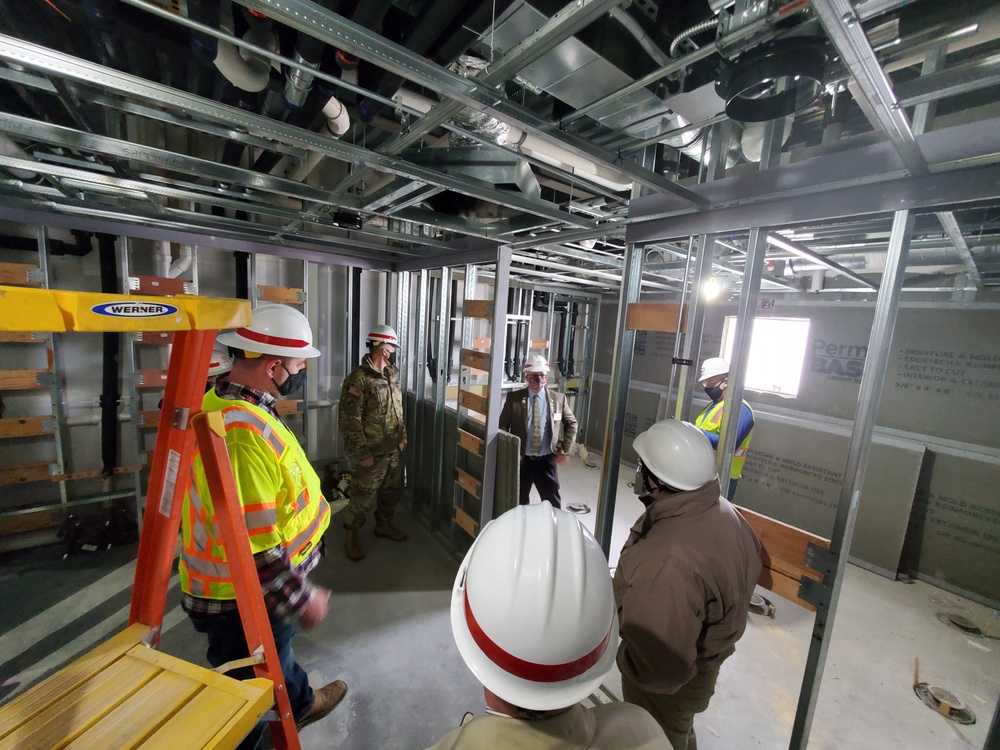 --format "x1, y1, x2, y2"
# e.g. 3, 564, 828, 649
339, 324, 407, 561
